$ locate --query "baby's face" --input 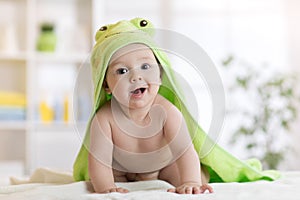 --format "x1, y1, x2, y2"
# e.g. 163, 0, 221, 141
105, 43, 161, 108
